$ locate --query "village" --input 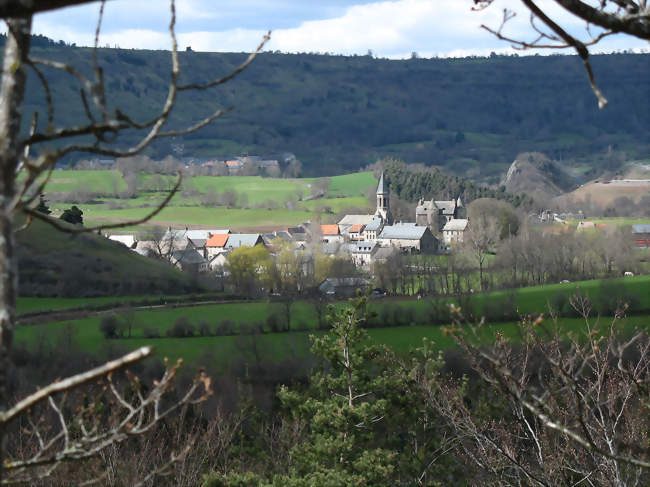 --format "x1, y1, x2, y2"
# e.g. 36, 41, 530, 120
107, 173, 470, 283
